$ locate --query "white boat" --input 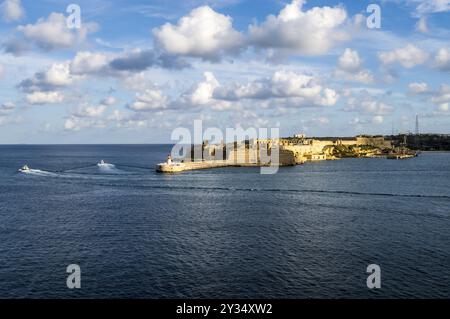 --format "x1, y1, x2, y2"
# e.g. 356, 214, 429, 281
97, 159, 111, 167
18, 164, 30, 173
